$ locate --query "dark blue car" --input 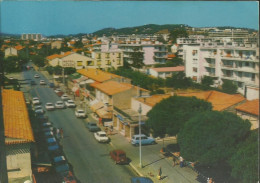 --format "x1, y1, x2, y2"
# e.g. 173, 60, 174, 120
131, 177, 153, 183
